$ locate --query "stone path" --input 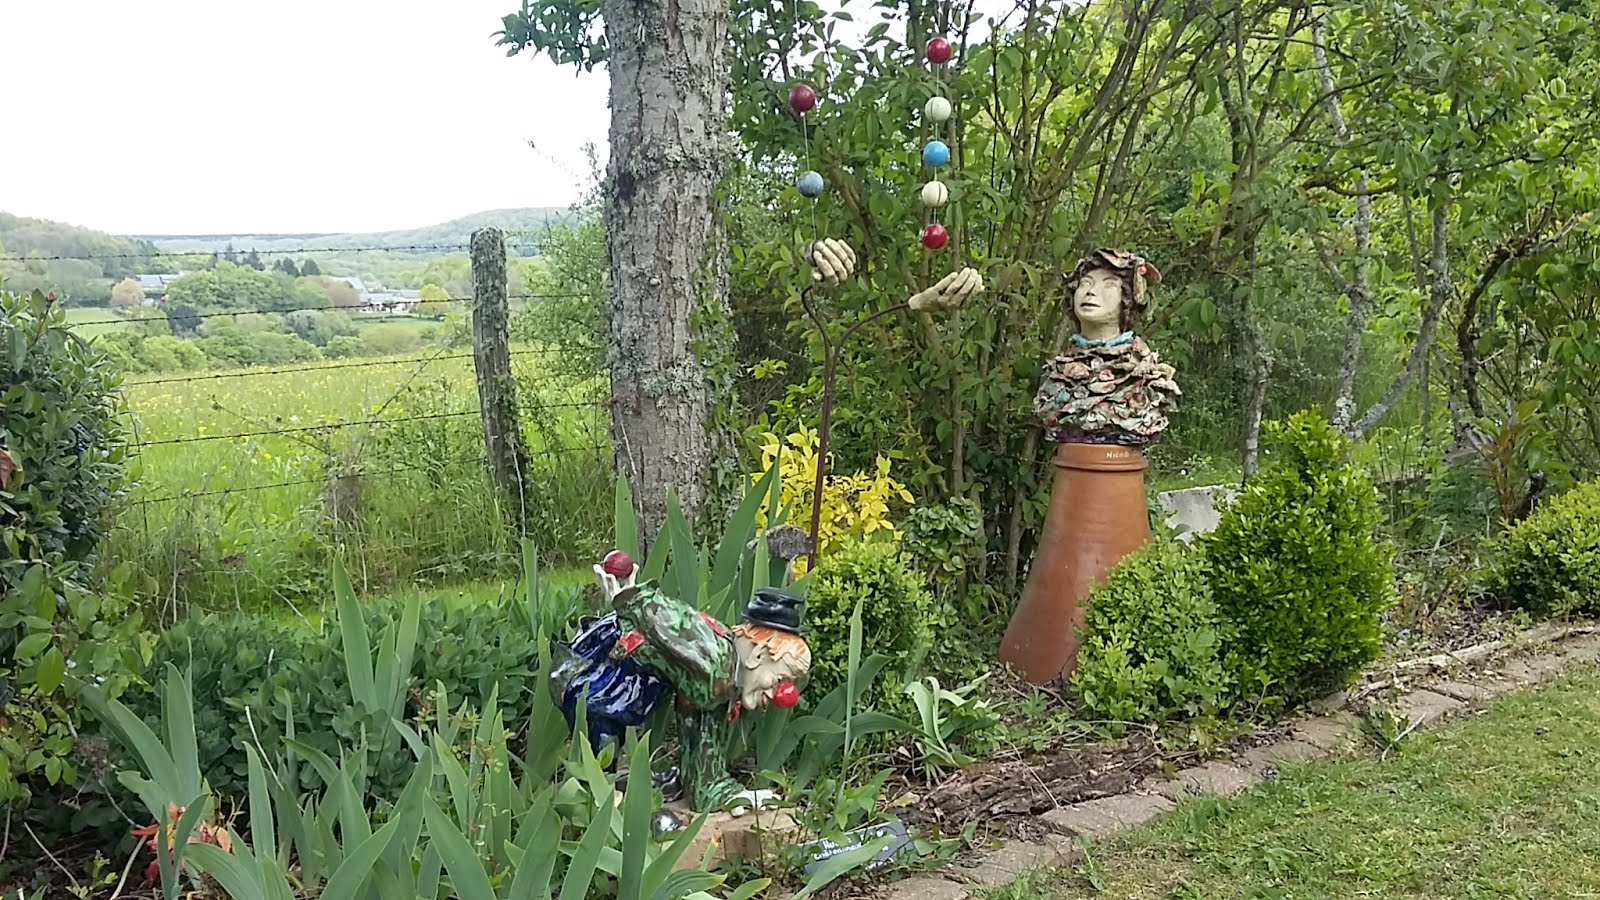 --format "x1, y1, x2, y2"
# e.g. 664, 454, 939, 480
874, 623, 1600, 900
